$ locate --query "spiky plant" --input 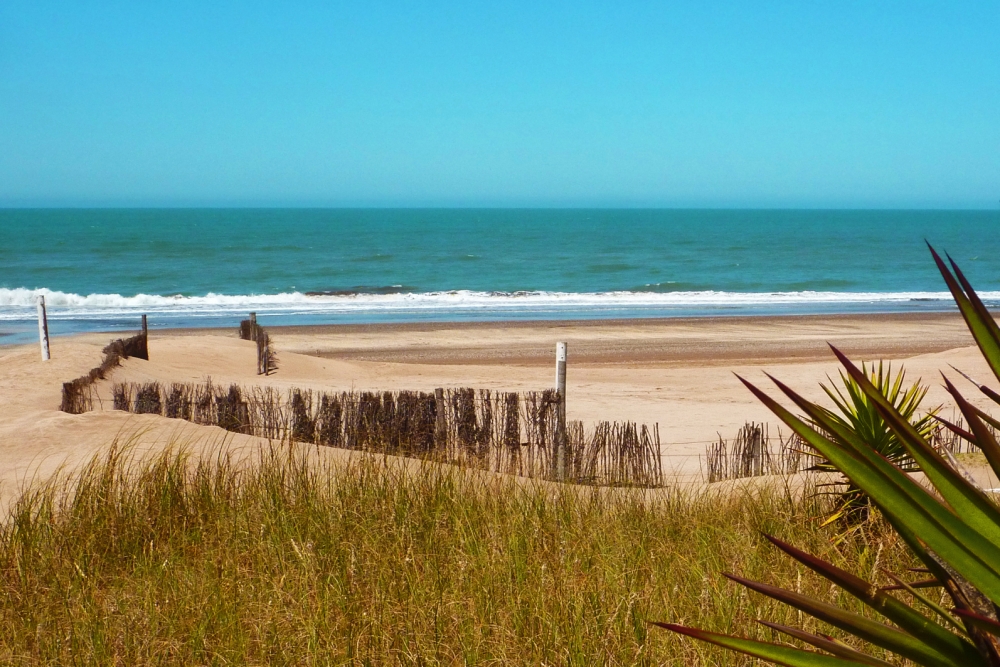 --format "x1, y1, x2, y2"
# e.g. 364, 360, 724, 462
656, 245, 1000, 666
814, 362, 938, 530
